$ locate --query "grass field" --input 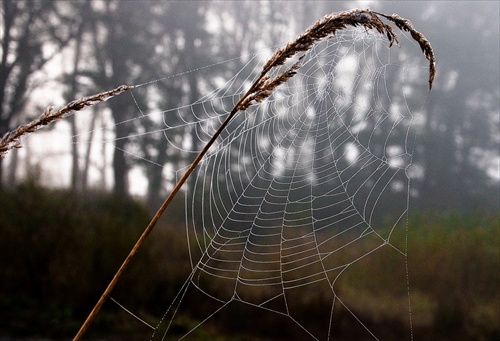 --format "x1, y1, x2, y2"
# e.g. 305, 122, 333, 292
0, 184, 498, 340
